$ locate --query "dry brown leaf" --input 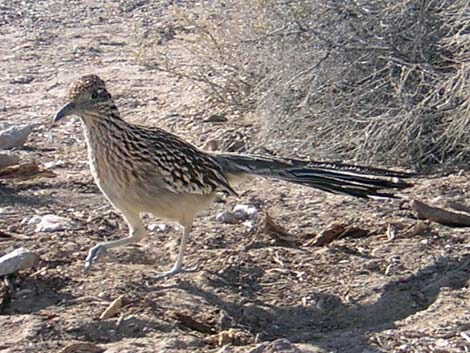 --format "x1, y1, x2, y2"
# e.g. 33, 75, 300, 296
307, 223, 346, 246
59, 342, 103, 353
99, 295, 123, 320
306, 223, 368, 246
0, 162, 56, 180
205, 328, 254, 346
412, 199, 470, 227
401, 221, 431, 237
263, 212, 299, 245
165, 310, 215, 334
